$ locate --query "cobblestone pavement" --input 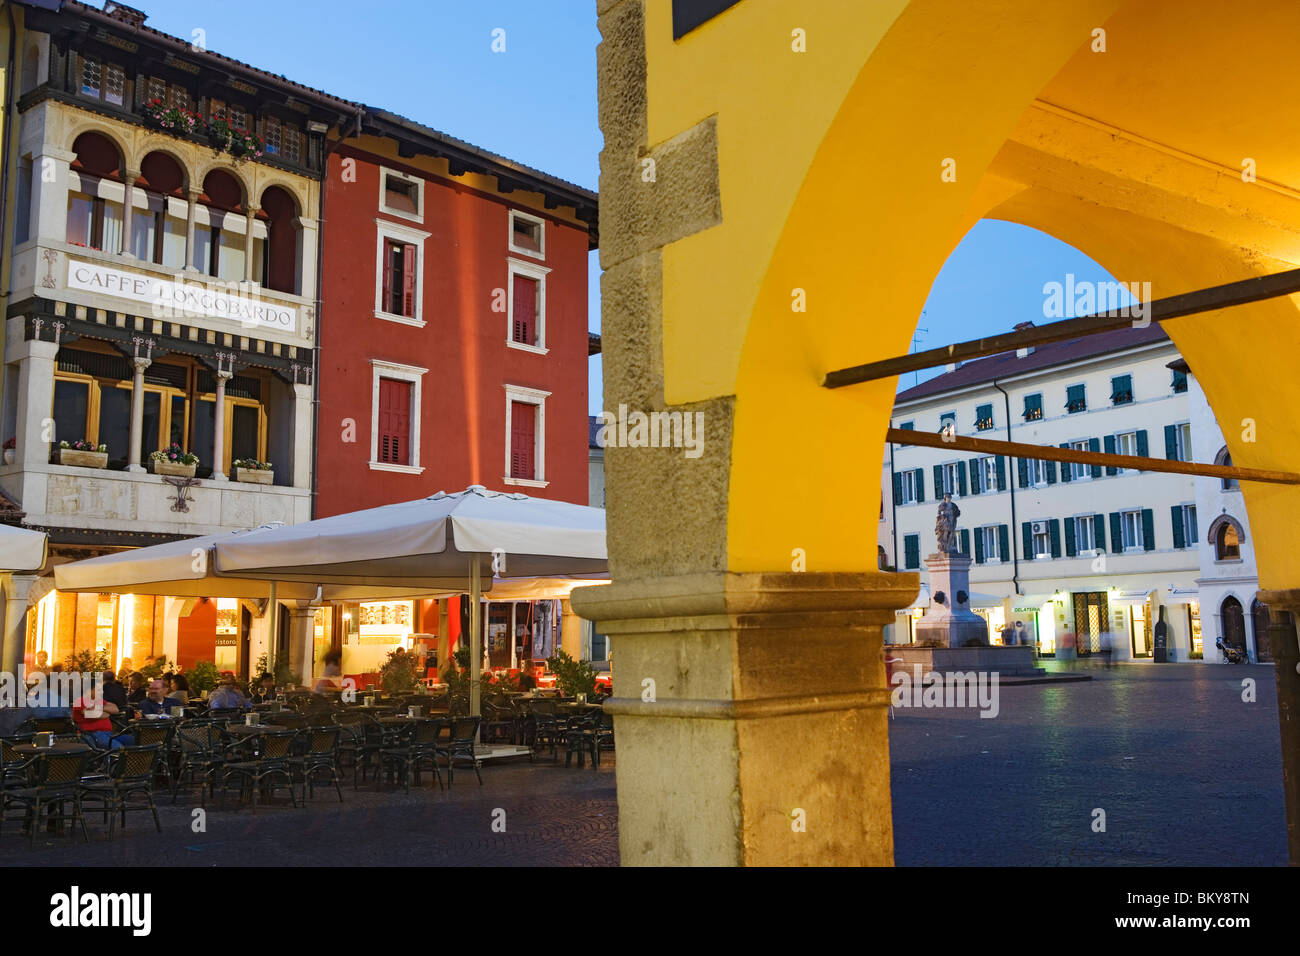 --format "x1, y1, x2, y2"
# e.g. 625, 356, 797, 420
889, 662, 1288, 866
1, 663, 1288, 865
